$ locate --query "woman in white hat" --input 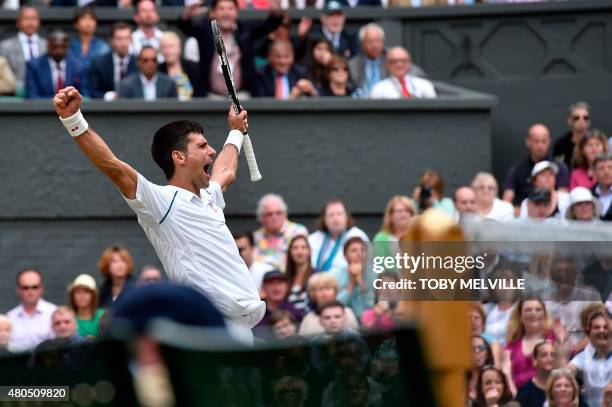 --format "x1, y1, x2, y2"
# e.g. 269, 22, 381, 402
564, 187, 600, 223
520, 161, 571, 219
68, 274, 105, 339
